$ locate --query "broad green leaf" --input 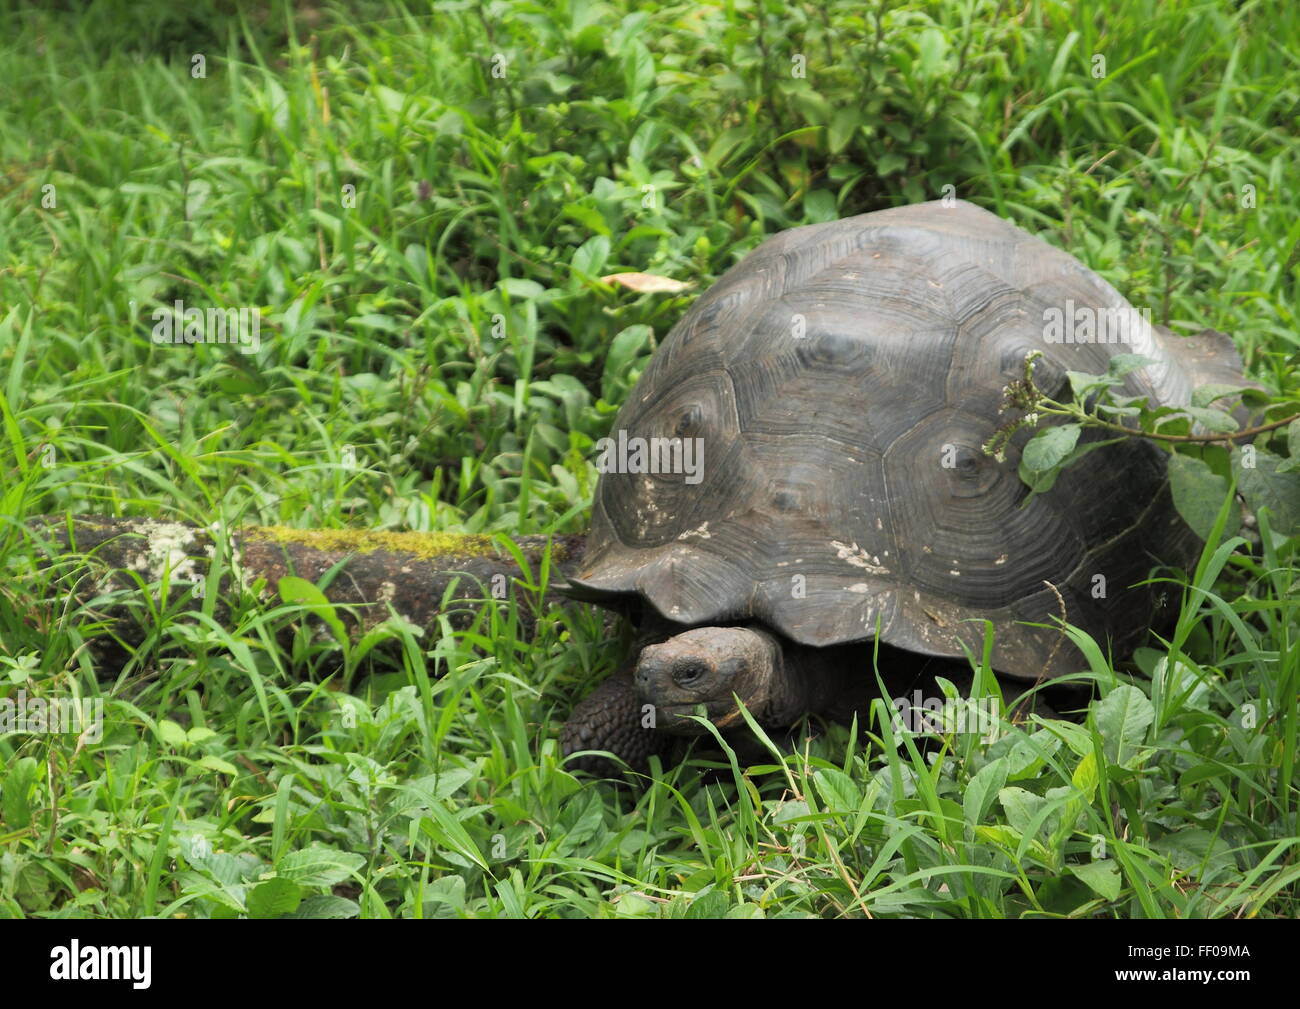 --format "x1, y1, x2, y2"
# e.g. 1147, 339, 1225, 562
2, 756, 37, 830
247, 877, 303, 918
175, 871, 247, 914
974, 824, 1051, 862
1071, 750, 1099, 801
1067, 370, 1117, 399
615, 893, 659, 918
561, 202, 609, 235
621, 40, 655, 100
602, 324, 653, 399
1017, 436, 1116, 499
1279, 418, 1300, 472
1069, 859, 1121, 901
1093, 685, 1154, 766
962, 756, 1008, 826
813, 766, 861, 813
684, 890, 730, 919
828, 107, 860, 154
1191, 383, 1248, 408
347, 313, 398, 333
1234, 446, 1300, 536
1095, 402, 1141, 417
999, 786, 1053, 839
1150, 828, 1236, 882
285, 895, 360, 919
1107, 392, 1153, 411
572, 24, 605, 55
1018, 459, 1062, 495
499, 277, 546, 300
571, 235, 611, 279
421, 875, 466, 918
275, 845, 365, 888
803, 188, 837, 223
198, 755, 240, 775
916, 28, 949, 79
278, 576, 347, 646
200, 851, 263, 886
1180, 406, 1239, 433
988, 727, 1062, 780
974, 824, 1021, 848
877, 152, 908, 176
157, 719, 188, 747
1021, 423, 1082, 471
557, 796, 607, 850
1031, 716, 1094, 758
791, 90, 832, 126
409, 768, 475, 802
1106, 354, 1156, 378
1167, 453, 1231, 541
